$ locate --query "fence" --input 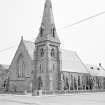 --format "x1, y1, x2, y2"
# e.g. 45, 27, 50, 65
32, 89, 105, 96
1, 89, 105, 95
